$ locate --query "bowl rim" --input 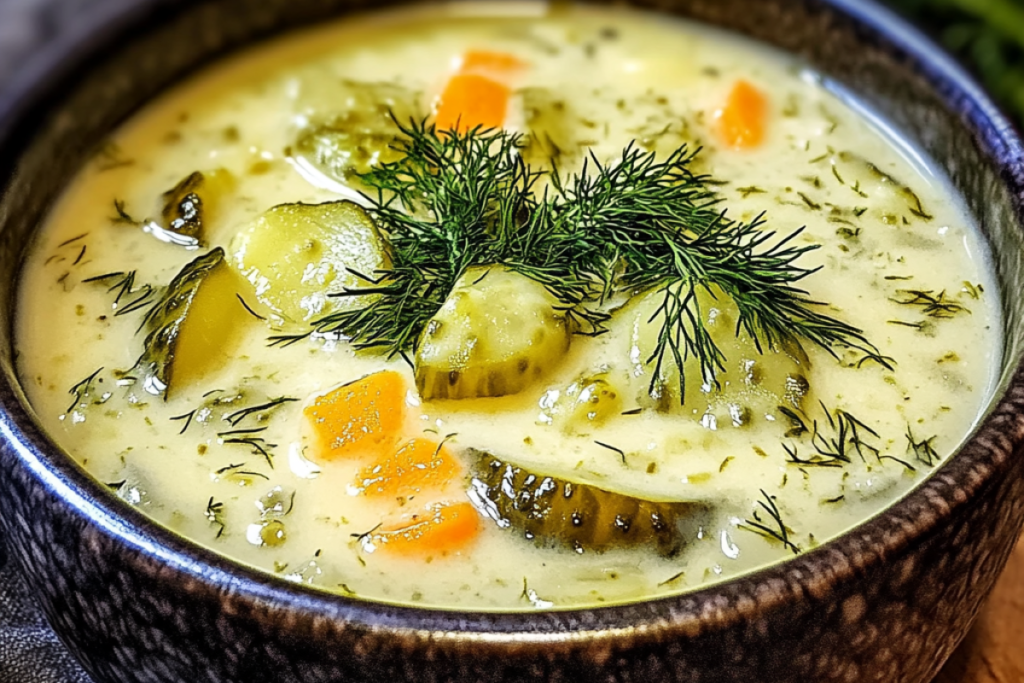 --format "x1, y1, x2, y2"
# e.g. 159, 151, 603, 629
1, 0, 1023, 646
